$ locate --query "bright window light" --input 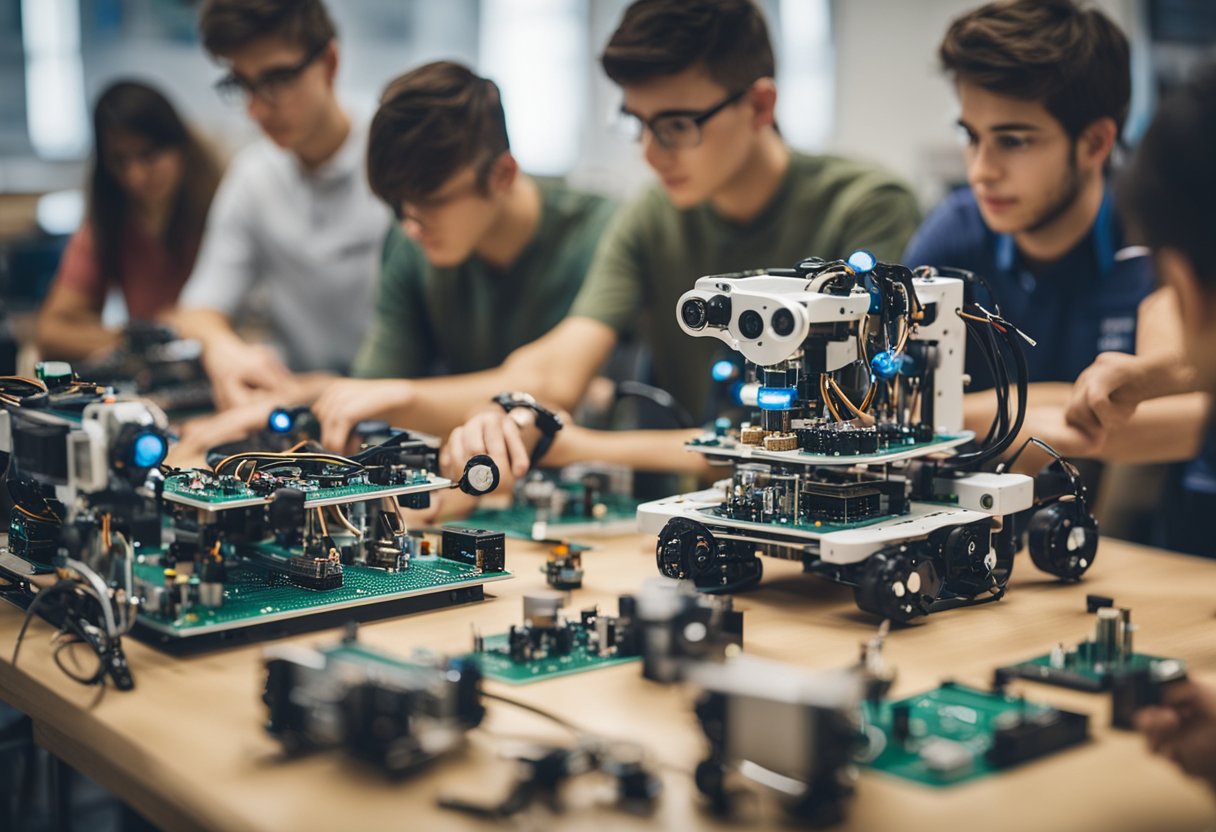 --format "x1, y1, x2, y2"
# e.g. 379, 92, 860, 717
22, 0, 89, 160
777, 0, 833, 151
480, 0, 585, 176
